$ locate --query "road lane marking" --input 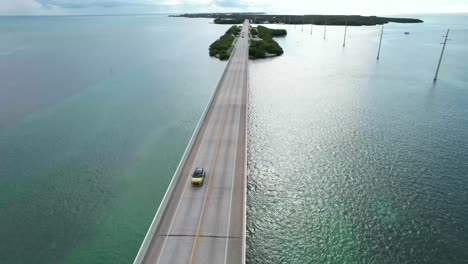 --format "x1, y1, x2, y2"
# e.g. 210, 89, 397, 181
188, 115, 227, 263
224, 36, 248, 264
154, 58, 236, 264
223, 88, 241, 264
189, 31, 246, 264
